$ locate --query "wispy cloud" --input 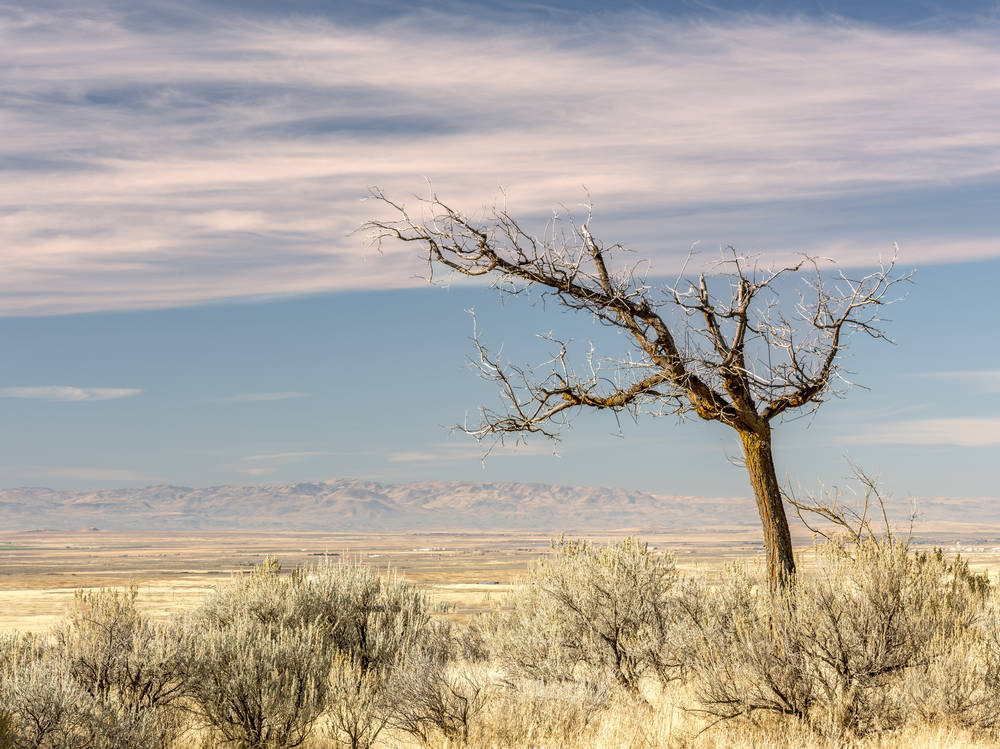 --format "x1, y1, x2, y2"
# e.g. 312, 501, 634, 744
242, 466, 277, 476
918, 370, 1000, 393
847, 418, 1000, 447
0, 386, 142, 402
217, 392, 306, 403
389, 442, 554, 463
2, 8, 1000, 315
239, 449, 332, 475
241, 451, 332, 462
